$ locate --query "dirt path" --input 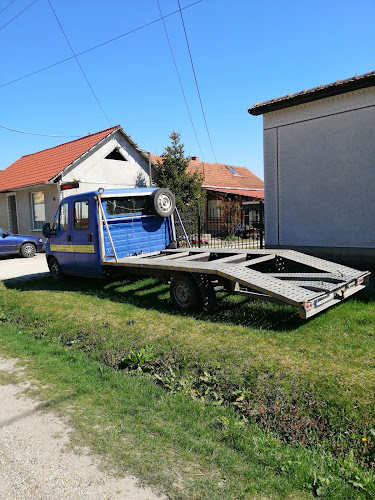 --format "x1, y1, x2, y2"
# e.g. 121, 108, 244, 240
0, 357, 166, 500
